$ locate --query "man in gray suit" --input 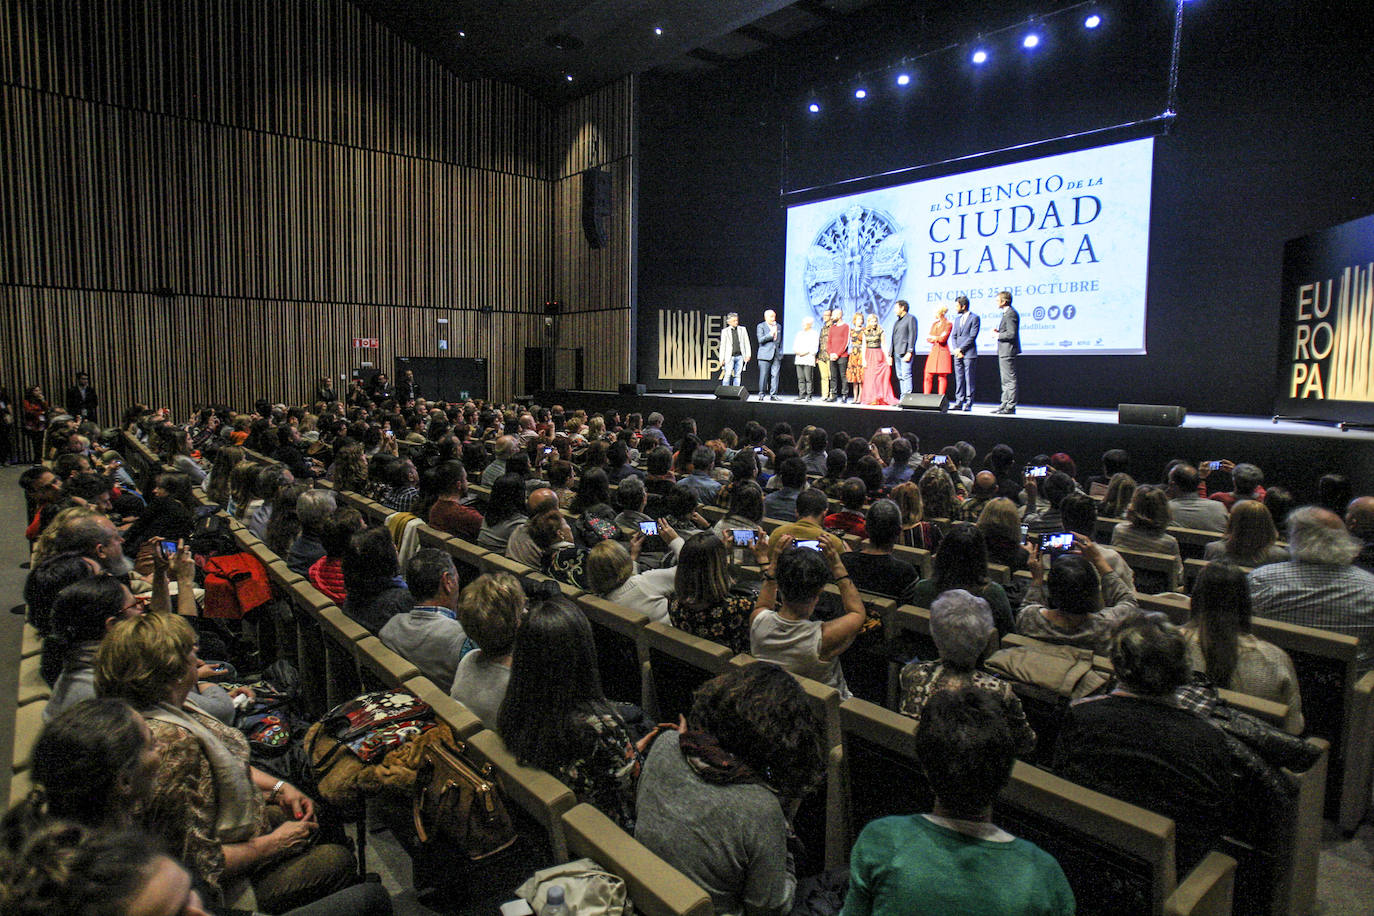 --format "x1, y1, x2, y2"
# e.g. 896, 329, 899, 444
890, 300, 917, 397
994, 290, 1020, 414
756, 309, 783, 400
